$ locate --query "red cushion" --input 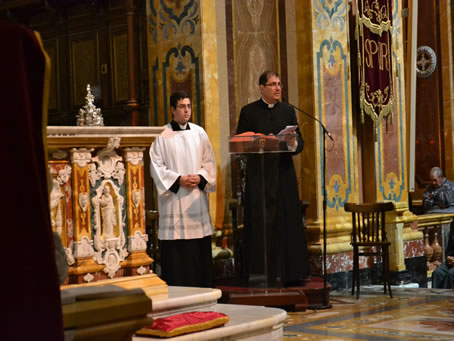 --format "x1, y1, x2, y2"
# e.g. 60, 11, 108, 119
136, 311, 229, 338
